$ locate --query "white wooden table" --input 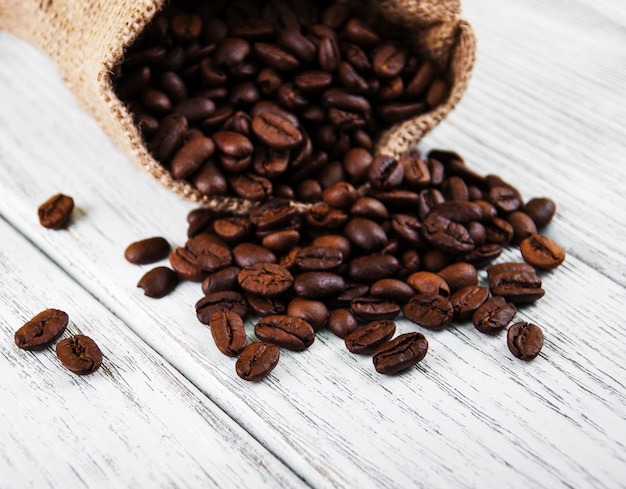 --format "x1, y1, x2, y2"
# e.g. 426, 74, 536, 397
1, 1, 626, 487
